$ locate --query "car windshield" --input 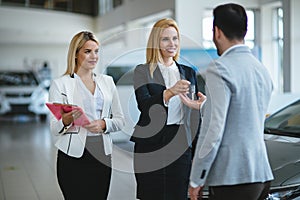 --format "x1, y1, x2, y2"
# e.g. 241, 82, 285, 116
0, 71, 38, 86
265, 100, 300, 136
